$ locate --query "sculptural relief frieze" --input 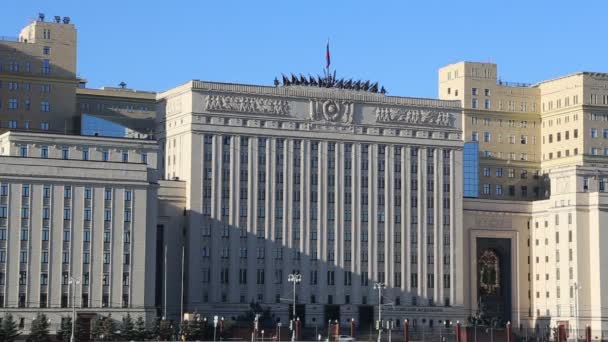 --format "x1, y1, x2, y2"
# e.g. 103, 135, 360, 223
309, 99, 354, 124
375, 106, 455, 127
206, 95, 290, 116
